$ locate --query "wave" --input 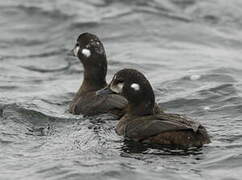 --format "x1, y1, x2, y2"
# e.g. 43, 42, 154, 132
0, 48, 68, 61
0, 4, 71, 20
20, 62, 71, 73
